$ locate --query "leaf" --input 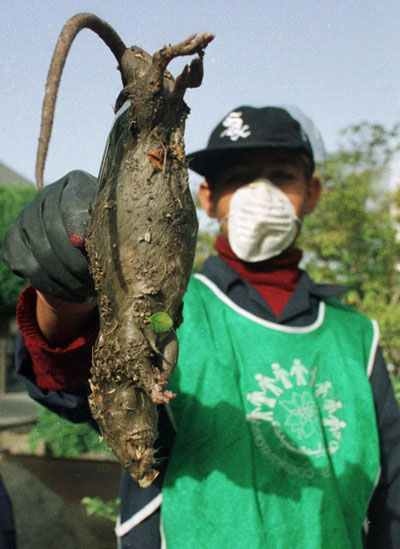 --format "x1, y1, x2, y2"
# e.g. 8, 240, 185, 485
81, 496, 120, 522
148, 148, 165, 170
148, 311, 173, 333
